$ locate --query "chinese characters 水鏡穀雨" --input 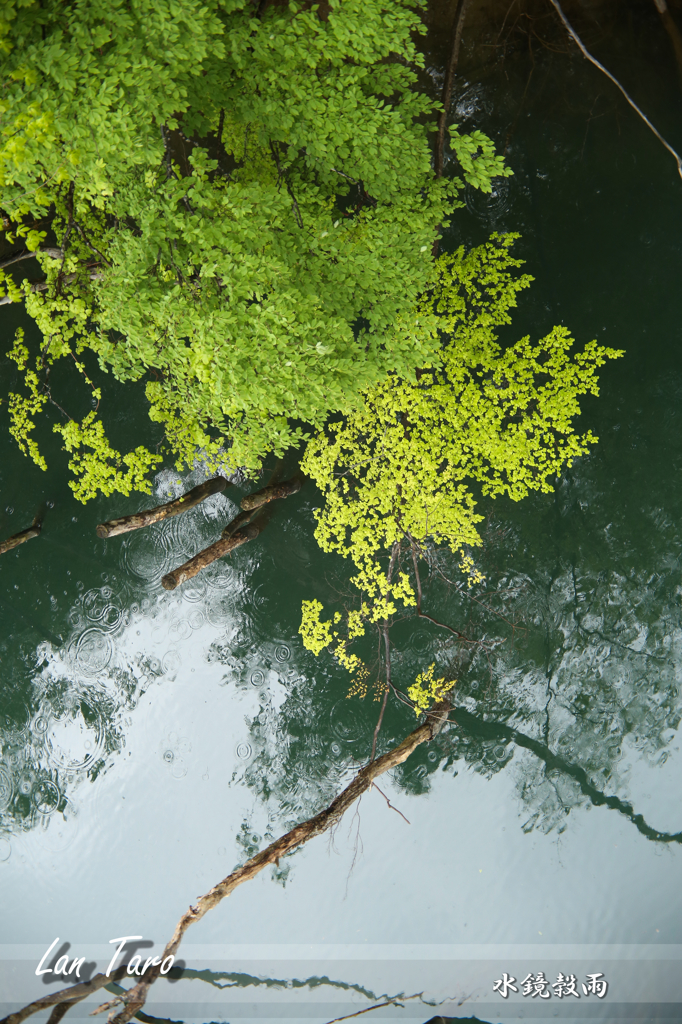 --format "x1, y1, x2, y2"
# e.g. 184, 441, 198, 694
493, 972, 608, 999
